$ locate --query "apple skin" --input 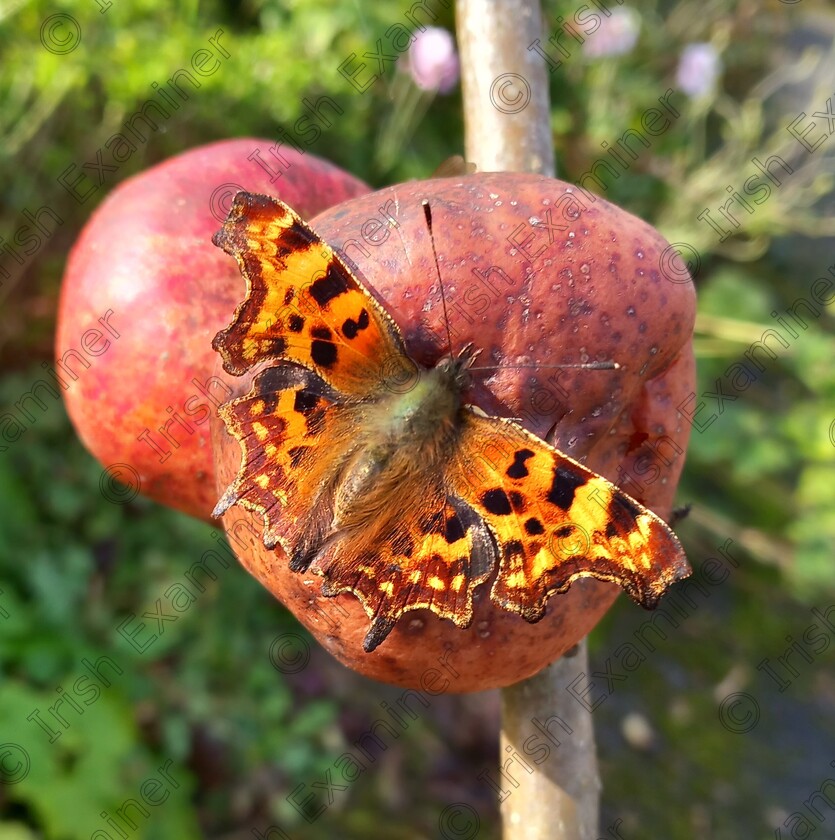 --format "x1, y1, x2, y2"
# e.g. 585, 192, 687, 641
211, 172, 697, 692
56, 139, 369, 519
